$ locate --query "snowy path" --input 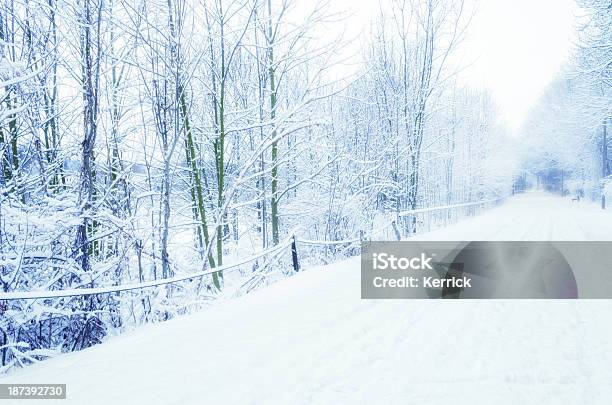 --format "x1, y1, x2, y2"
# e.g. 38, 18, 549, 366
3, 192, 612, 404
416, 191, 612, 241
